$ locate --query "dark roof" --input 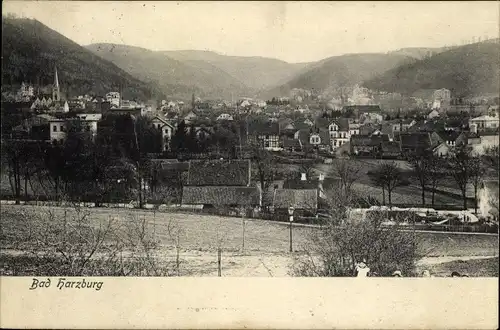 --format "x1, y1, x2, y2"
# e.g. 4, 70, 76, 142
359, 124, 378, 135
466, 132, 480, 139
273, 189, 318, 209
381, 141, 401, 153
153, 115, 175, 128
182, 186, 260, 205
351, 134, 388, 147
150, 159, 190, 171
332, 118, 350, 131
283, 137, 302, 148
314, 117, 330, 129
293, 120, 312, 130
437, 131, 461, 142
186, 159, 251, 186
248, 121, 280, 135
380, 123, 394, 136
342, 105, 382, 113
399, 133, 432, 149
